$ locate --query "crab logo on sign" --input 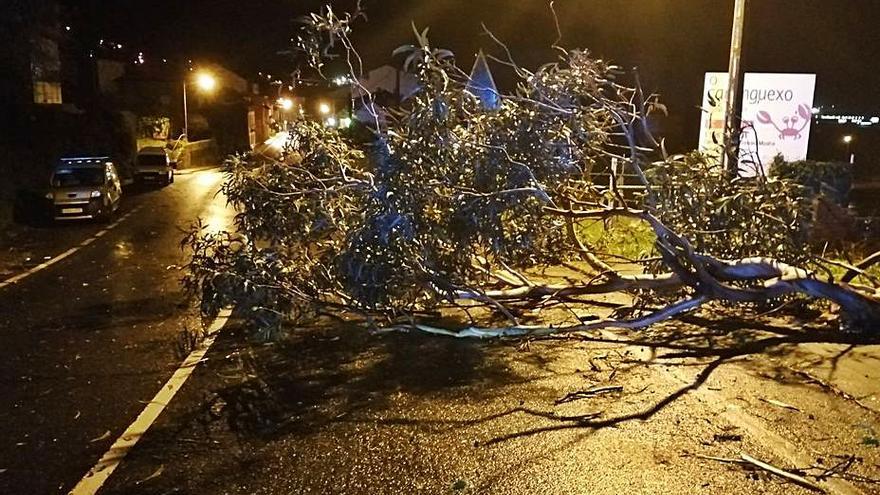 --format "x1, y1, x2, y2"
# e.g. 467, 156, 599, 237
755, 104, 812, 140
